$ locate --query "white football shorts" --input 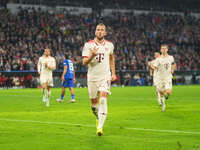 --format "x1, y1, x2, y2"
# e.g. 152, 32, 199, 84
87, 79, 111, 99
40, 75, 53, 87
157, 80, 172, 92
